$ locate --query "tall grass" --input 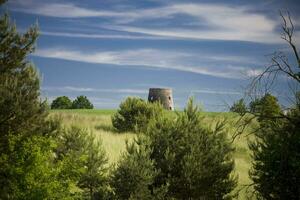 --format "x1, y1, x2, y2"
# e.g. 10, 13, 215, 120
50, 109, 256, 199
